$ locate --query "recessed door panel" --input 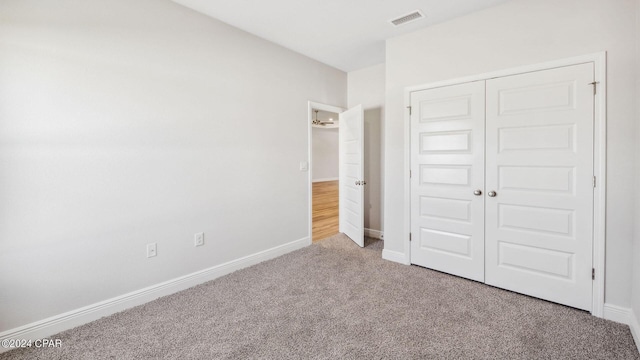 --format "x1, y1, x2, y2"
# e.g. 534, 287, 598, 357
420, 229, 472, 258
498, 81, 576, 115
498, 242, 573, 279
498, 204, 574, 236
485, 63, 594, 311
419, 96, 471, 121
419, 131, 471, 153
498, 125, 575, 152
498, 166, 574, 193
410, 81, 485, 282
421, 166, 471, 186
419, 196, 471, 222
